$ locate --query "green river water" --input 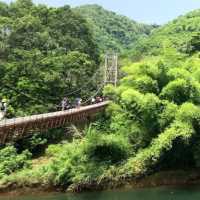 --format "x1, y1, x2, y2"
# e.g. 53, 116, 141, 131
1, 186, 200, 200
